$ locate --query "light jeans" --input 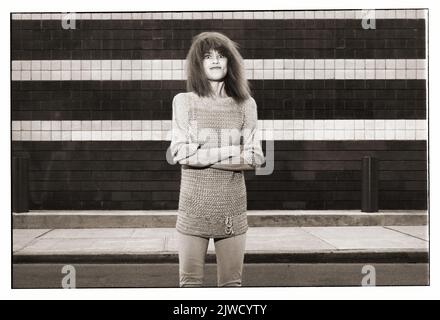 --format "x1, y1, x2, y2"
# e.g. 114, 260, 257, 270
176, 231, 247, 287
